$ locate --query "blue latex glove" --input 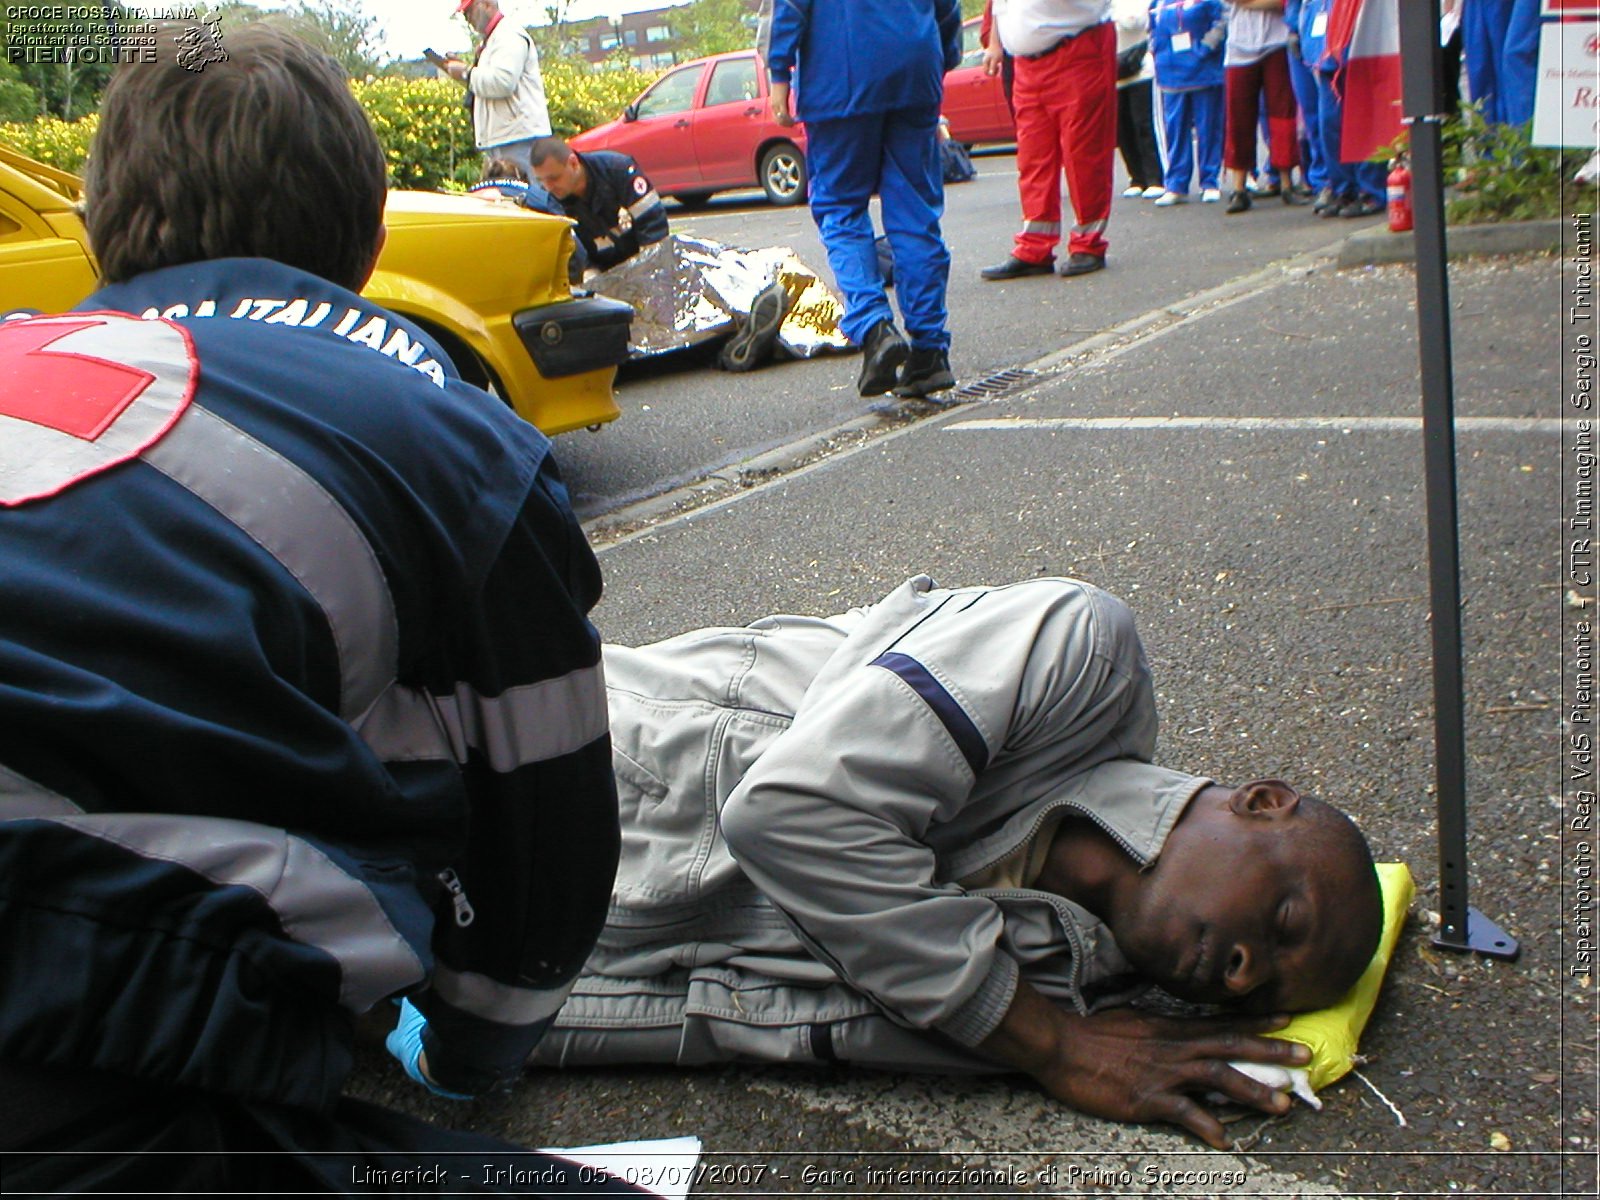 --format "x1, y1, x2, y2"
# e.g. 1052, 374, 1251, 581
385, 998, 475, 1100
